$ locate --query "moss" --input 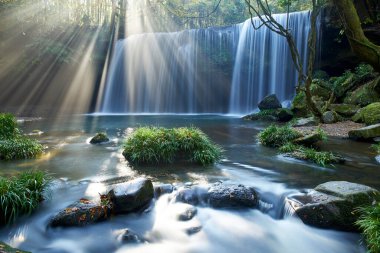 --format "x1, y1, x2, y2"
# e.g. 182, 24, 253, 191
90, 132, 109, 144
258, 125, 302, 148
122, 127, 222, 165
371, 143, 380, 154
291, 91, 310, 117
310, 79, 332, 100
356, 203, 380, 253
0, 242, 30, 253
332, 70, 355, 98
243, 108, 293, 122
0, 171, 50, 226
352, 102, 380, 125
